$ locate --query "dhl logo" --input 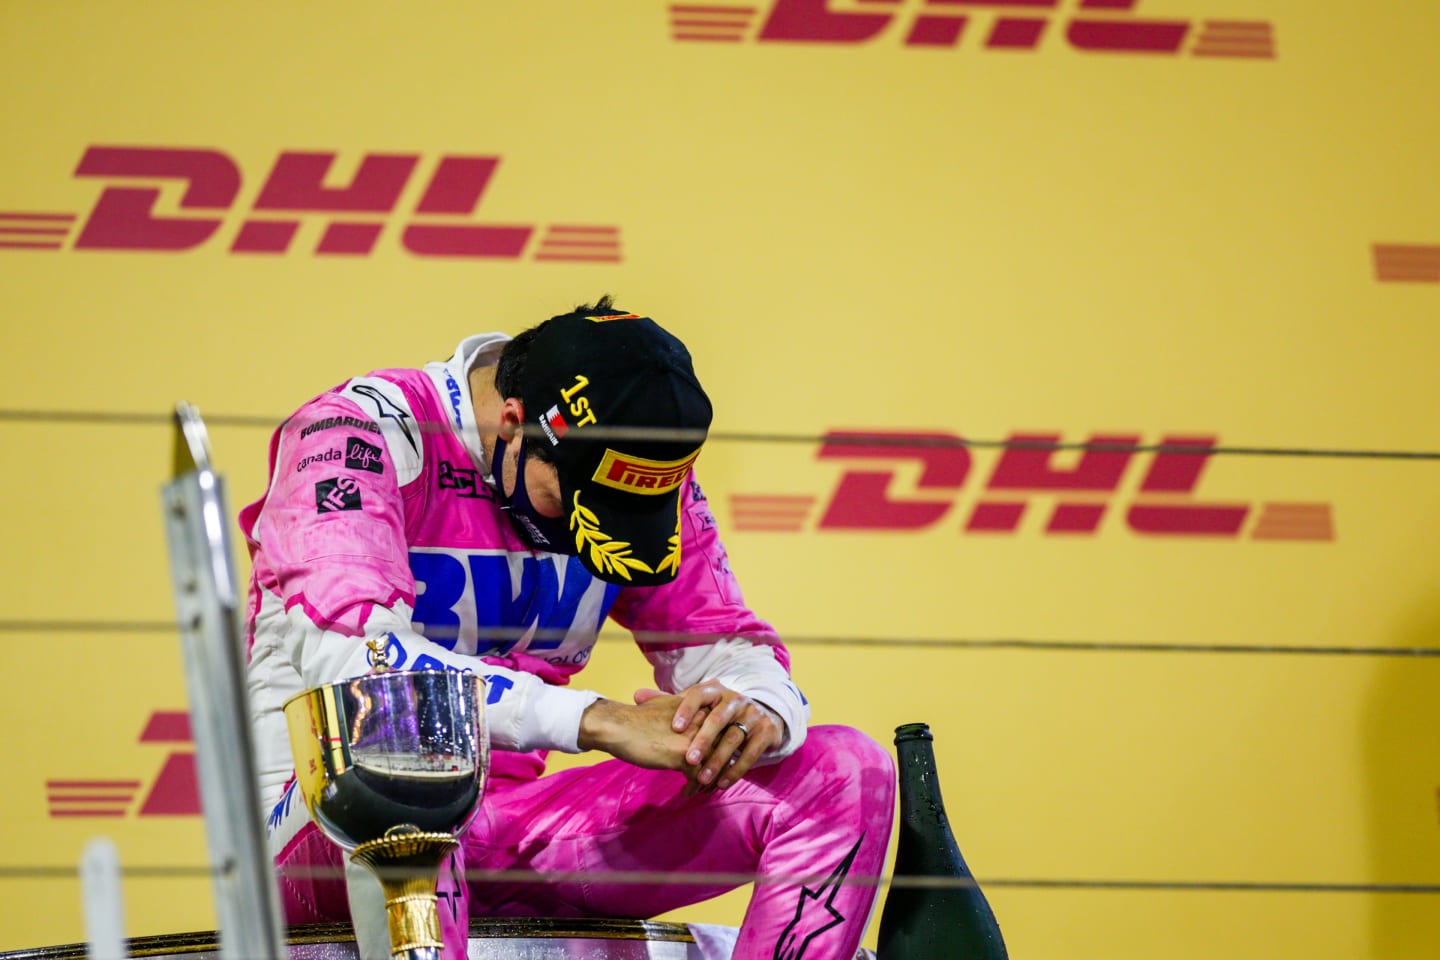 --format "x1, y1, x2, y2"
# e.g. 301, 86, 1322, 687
594, 448, 703, 494
0, 146, 622, 261
732, 430, 1334, 540
668, 0, 1275, 58
44, 711, 199, 819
